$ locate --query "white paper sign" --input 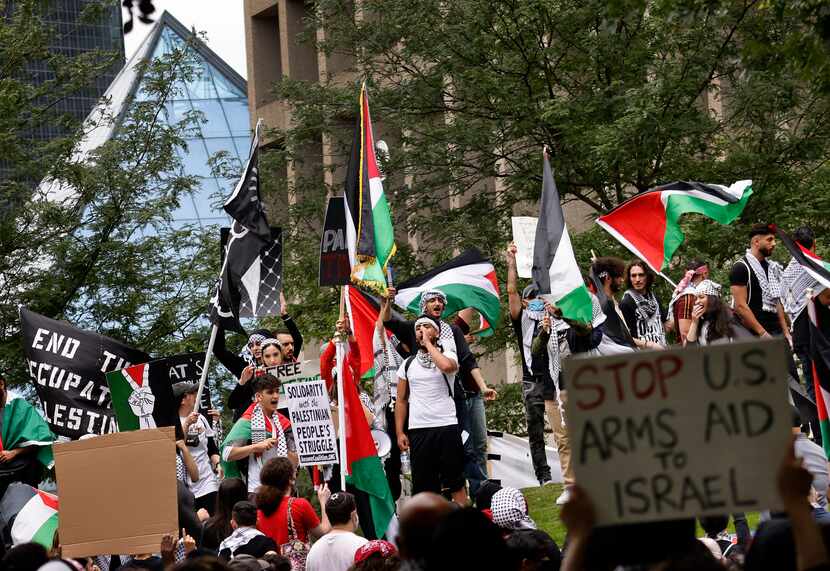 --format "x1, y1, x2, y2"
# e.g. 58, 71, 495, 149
285, 378, 338, 466
511, 216, 538, 278
265, 360, 322, 400
563, 339, 791, 526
